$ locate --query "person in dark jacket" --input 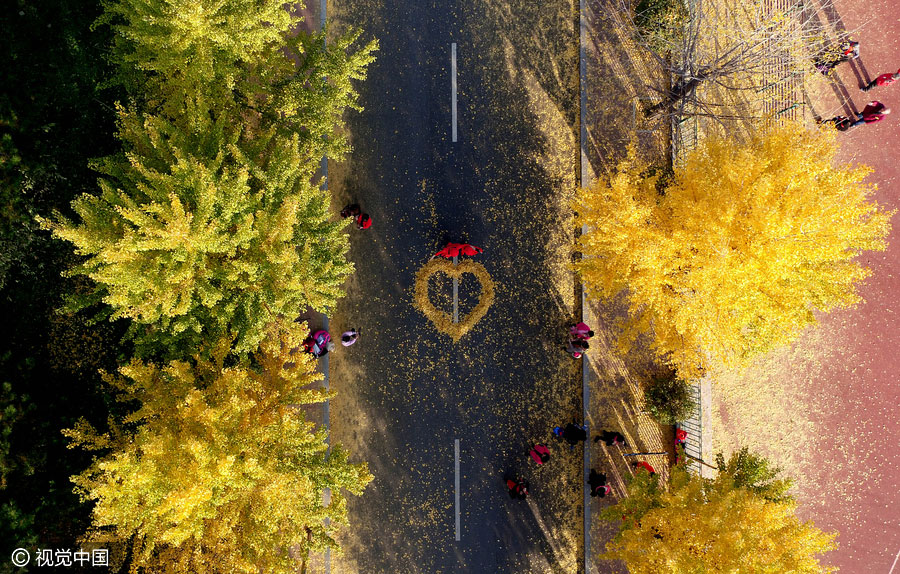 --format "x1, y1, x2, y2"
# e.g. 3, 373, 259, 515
340, 204, 361, 218
594, 430, 627, 446
588, 469, 610, 497
555, 423, 587, 448
565, 338, 589, 359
